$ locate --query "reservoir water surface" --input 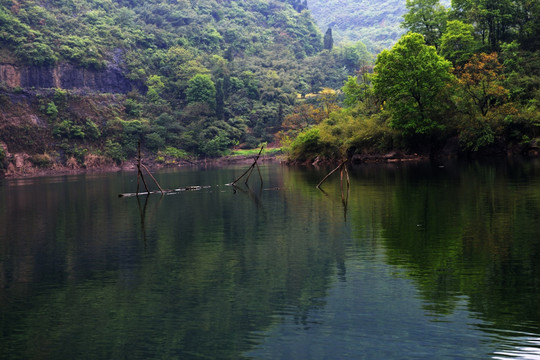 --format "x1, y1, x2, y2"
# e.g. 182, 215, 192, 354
1, 160, 540, 359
